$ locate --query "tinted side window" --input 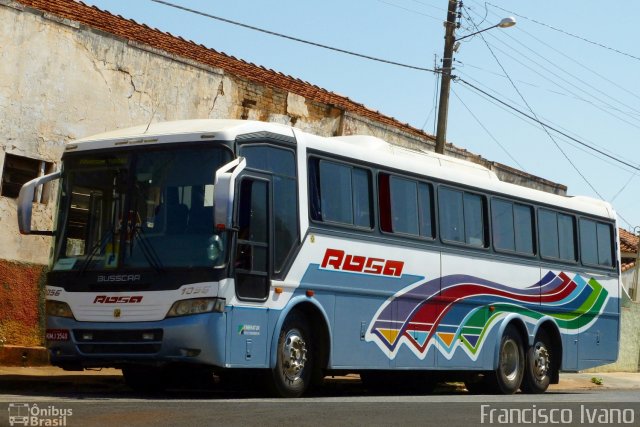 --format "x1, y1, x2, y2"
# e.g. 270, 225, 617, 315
491, 199, 535, 255
309, 158, 372, 229
580, 218, 614, 267
380, 175, 434, 239
596, 223, 613, 267
352, 168, 372, 228
492, 199, 515, 251
319, 161, 352, 224
579, 219, 598, 265
439, 187, 486, 247
439, 187, 464, 243
558, 213, 576, 261
239, 144, 298, 274
390, 176, 419, 235
539, 209, 576, 262
464, 193, 485, 246
239, 145, 295, 176
539, 209, 559, 259
273, 174, 297, 273
513, 204, 534, 254
418, 183, 435, 239
235, 179, 269, 300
